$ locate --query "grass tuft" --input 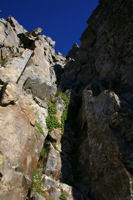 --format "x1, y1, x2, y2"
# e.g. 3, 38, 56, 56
35, 122, 44, 136
59, 192, 67, 200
